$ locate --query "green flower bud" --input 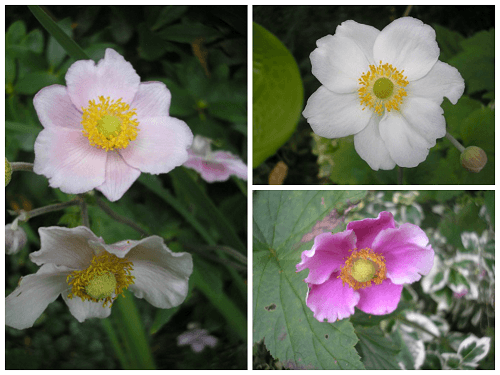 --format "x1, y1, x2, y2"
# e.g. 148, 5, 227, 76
5, 158, 11, 186
460, 146, 487, 173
